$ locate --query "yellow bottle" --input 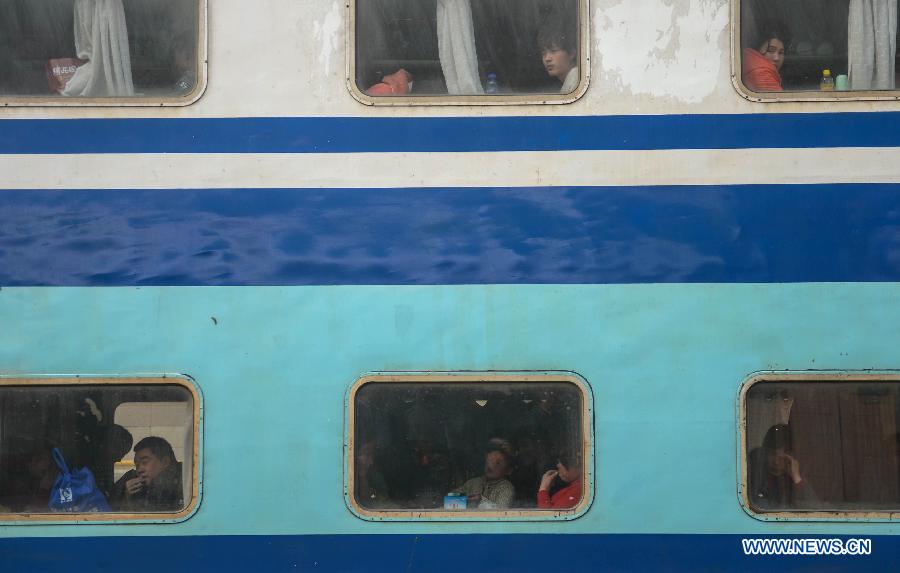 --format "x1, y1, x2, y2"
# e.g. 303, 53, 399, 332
820, 69, 835, 91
